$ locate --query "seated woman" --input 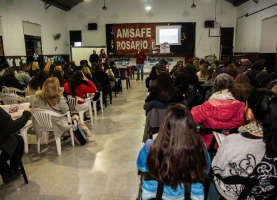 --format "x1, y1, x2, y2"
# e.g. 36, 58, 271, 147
64, 71, 96, 114
82, 66, 102, 102
212, 88, 277, 199
175, 63, 198, 86
26, 61, 40, 77
25, 70, 48, 96
92, 64, 111, 102
34, 77, 73, 141
103, 63, 116, 89
145, 65, 157, 92
203, 68, 219, 86
196, 63, 209, 83
0, 107, 31, 184
0, 68, 24, 91
52, 70, 67, 87
137, 104, 210, 200
144, 72, 186, 111
147, 64, 167, 92
191, 74, 245, 148
226, 63, 238, 80
234, 74, 253, 102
